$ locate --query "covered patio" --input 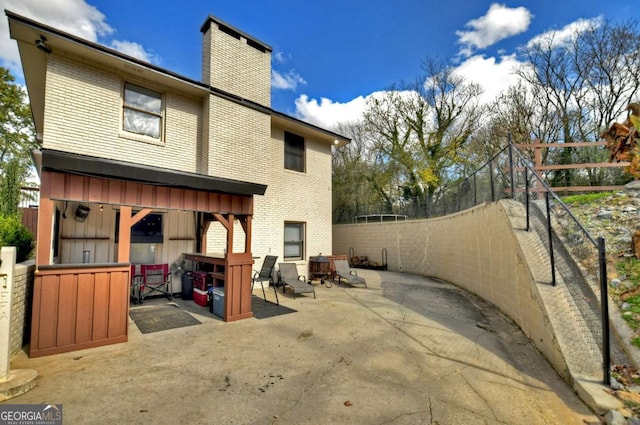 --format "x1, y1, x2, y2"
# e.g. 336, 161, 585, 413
30, 149, 266, 357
